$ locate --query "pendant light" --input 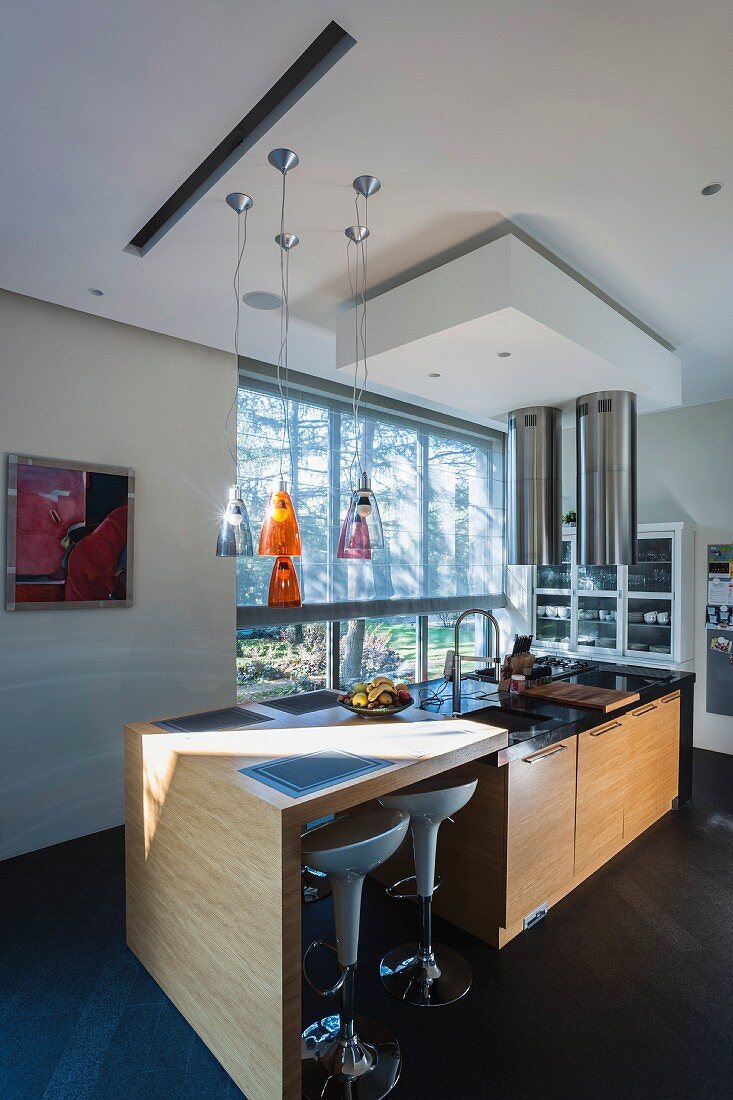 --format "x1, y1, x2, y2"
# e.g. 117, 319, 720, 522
267, 555, 302, 609
216, 192, 255, 557
260, 150, 302, 606
337, 175, 385, 560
